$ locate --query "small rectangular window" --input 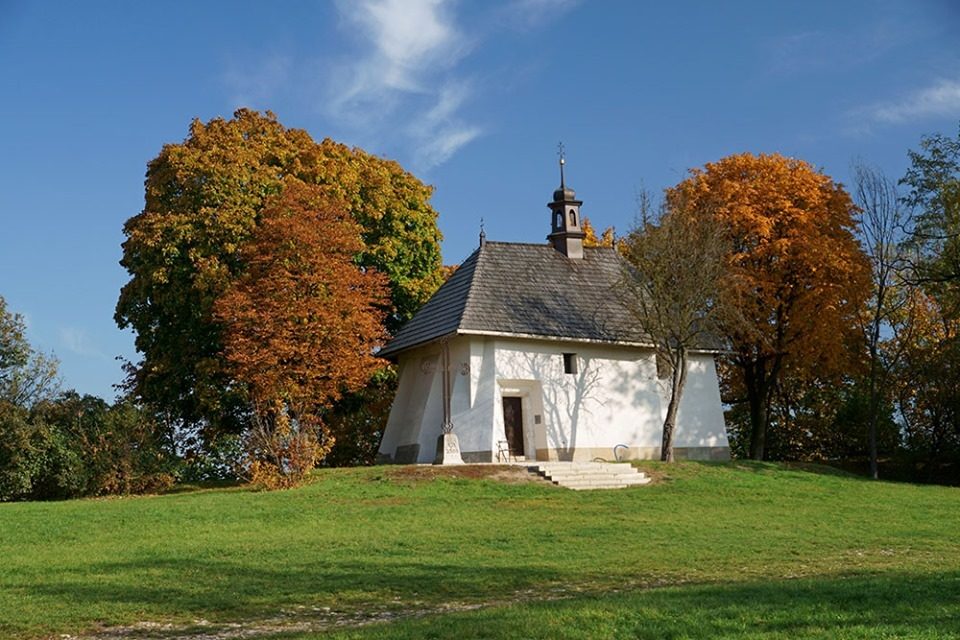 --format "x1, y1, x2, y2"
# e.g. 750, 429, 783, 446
562, 352, 578, 375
